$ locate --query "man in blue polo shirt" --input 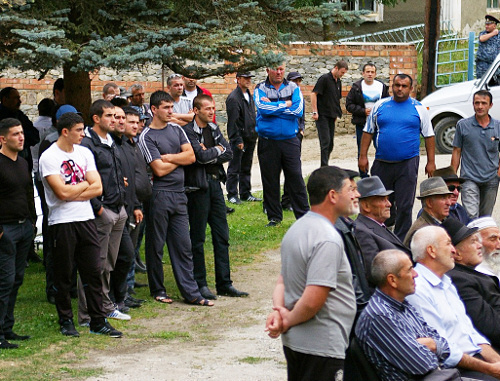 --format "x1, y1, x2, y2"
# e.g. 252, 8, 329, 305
358, 74, 436, 242
451, 90, 500, 219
